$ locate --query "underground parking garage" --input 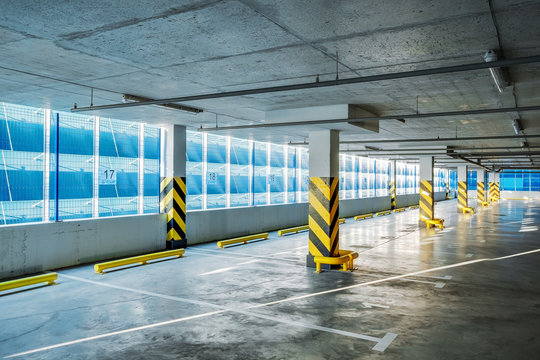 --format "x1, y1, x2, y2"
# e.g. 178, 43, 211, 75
1, 1, 540, 359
